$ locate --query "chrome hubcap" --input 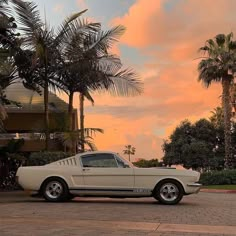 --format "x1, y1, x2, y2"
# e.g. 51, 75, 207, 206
45, 181, 63, 199
160, 183, 179, 202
